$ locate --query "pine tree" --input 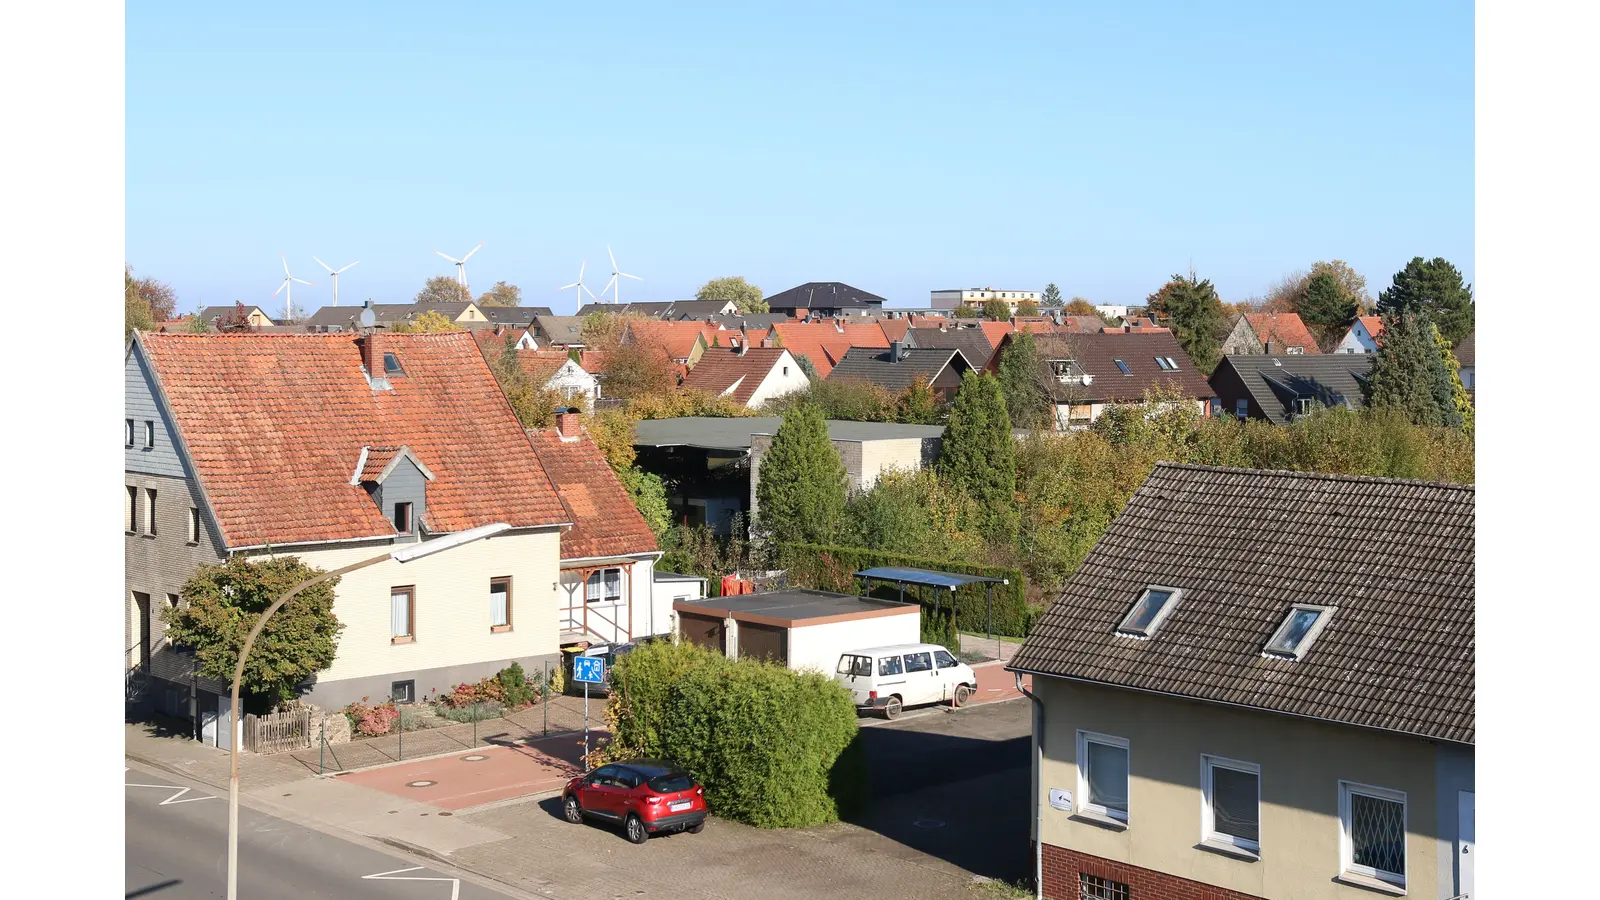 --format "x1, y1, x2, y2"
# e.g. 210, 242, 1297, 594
755, 403, 846, 544
1042, 283, 1063, 306
1377, 257, 1474, 346
938, 372, 1018, 543
1146, 271, 1224, 373
1299, 271, 1358, 348
1361, 311, 1463, 428
994, 330, 1052, 430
